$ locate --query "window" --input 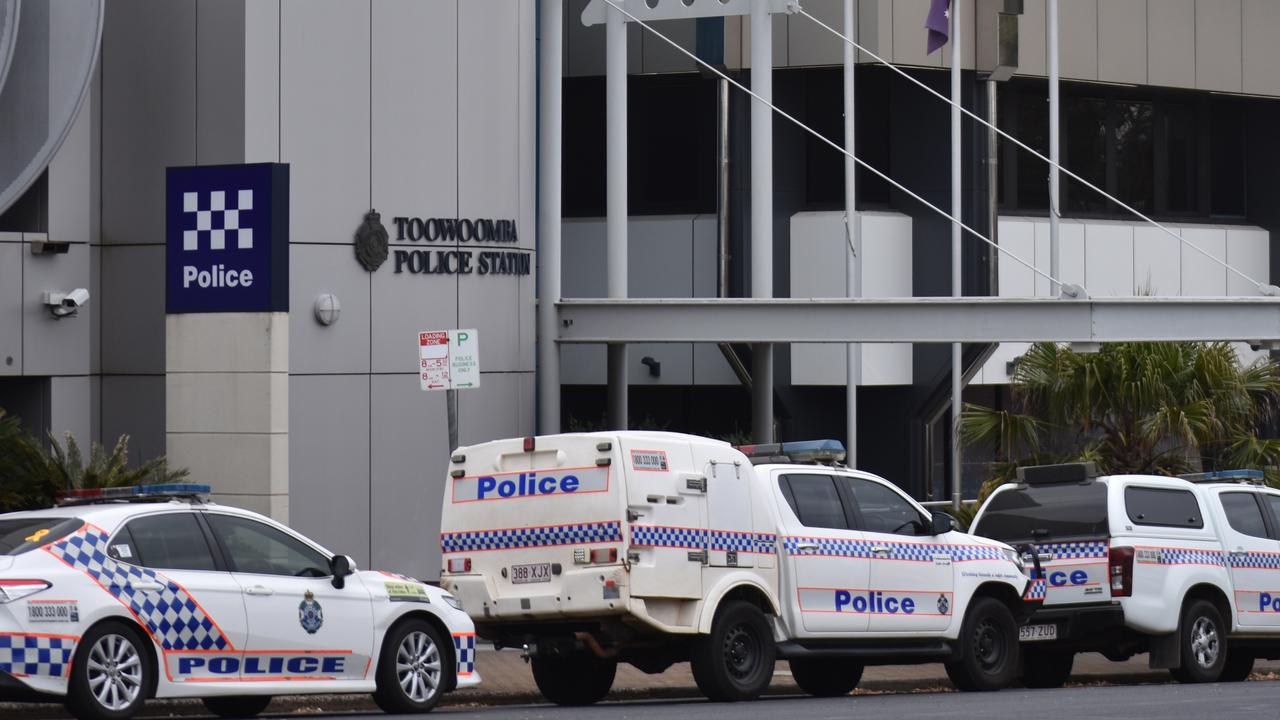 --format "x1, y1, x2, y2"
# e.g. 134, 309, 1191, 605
779, 475, 849, 530
206, 514, 329, 577
844, 477, 926, 536
0, 517, 80, 556
1220, 492, 1268, 539
119, 513, 218, 572
970, 482, 1109, 543
1124, 487, 1203, 528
